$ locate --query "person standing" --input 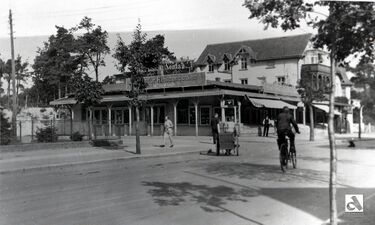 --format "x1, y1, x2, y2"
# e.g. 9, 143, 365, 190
162, 116, 174, 148
263, 115, 270, 137
210, 113, 220, 155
